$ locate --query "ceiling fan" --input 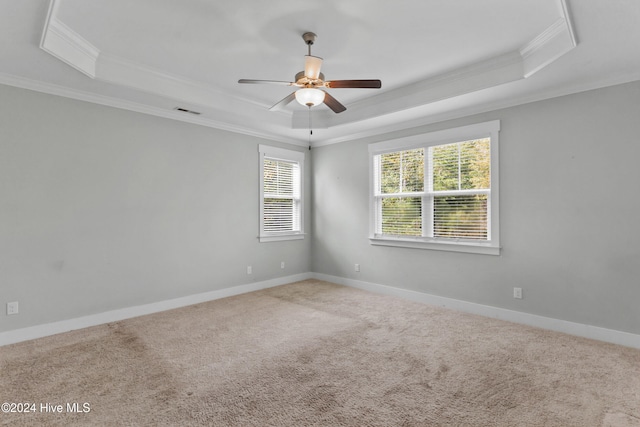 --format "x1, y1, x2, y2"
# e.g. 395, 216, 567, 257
238, 32, 381, 113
